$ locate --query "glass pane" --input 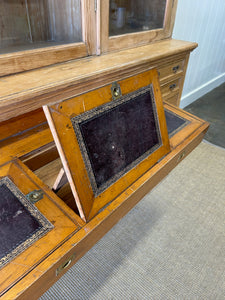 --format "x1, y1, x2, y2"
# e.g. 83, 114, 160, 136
0, 0, 82, 54
109, 0, 167, 36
